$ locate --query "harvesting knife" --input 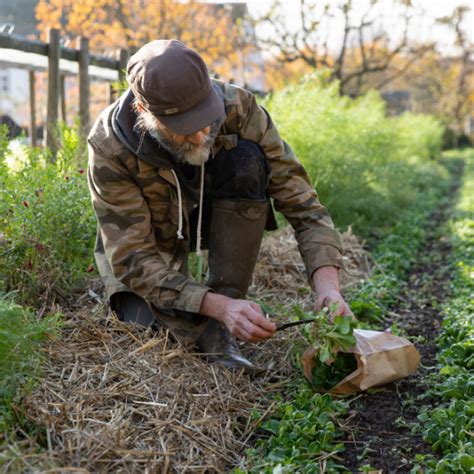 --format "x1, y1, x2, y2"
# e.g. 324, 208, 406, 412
275, 318, 319, 331
262, 307, 320, 331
